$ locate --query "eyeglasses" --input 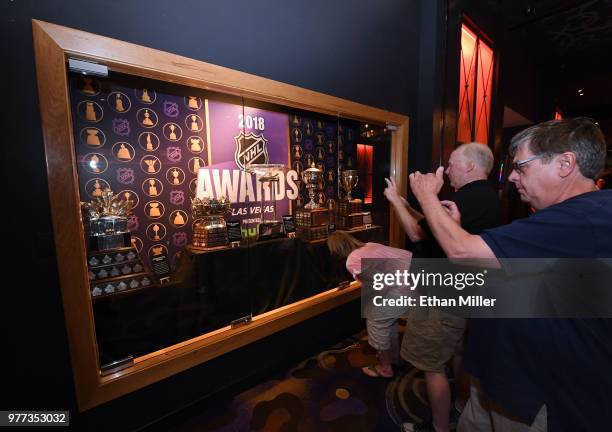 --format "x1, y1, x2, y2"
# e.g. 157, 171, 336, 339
512, 154, 544, 175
